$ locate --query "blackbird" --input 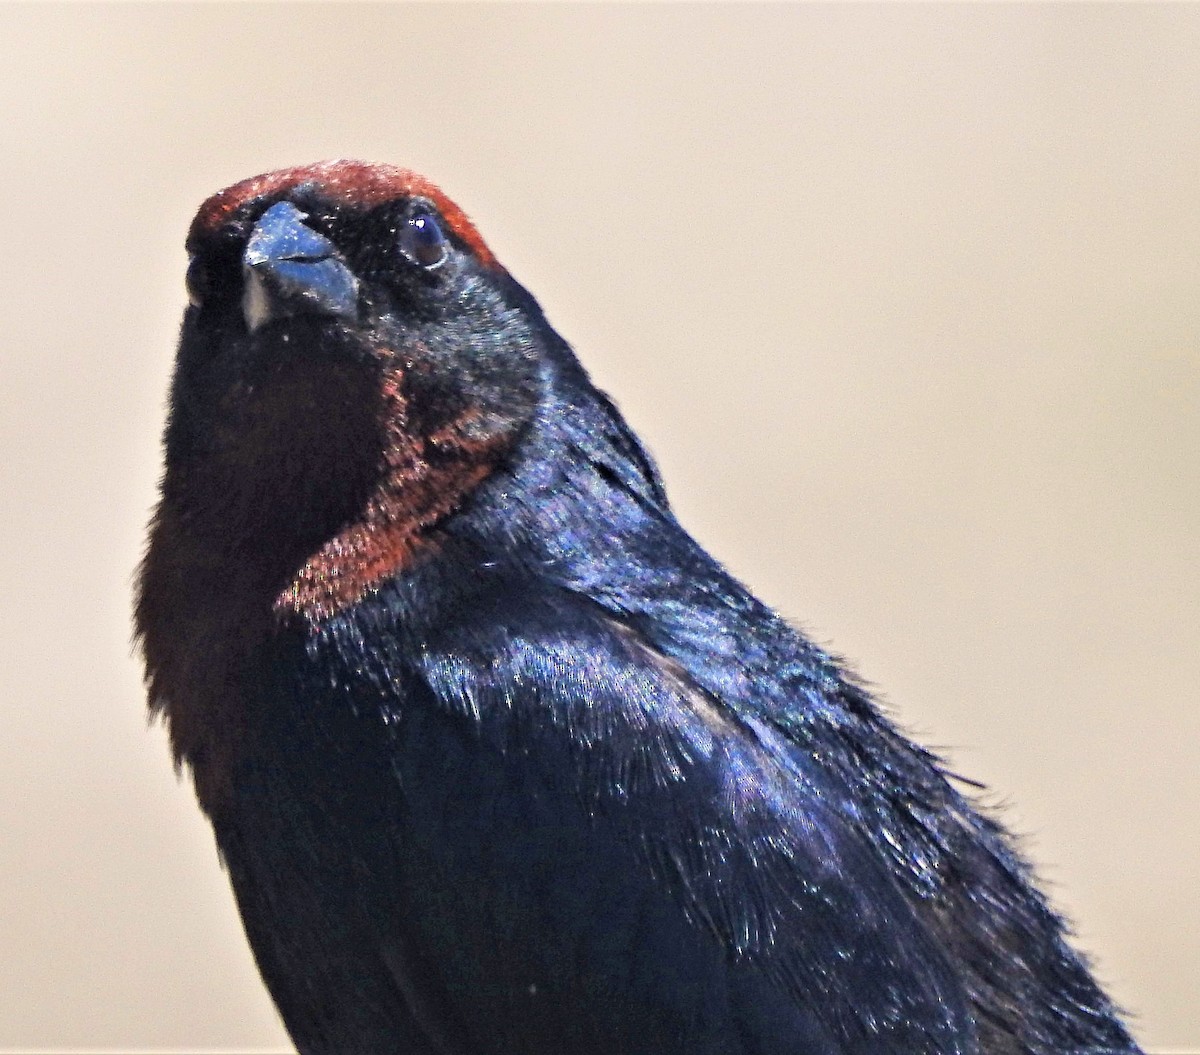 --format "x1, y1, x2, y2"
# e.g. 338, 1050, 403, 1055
136, 160, 1142, 1055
